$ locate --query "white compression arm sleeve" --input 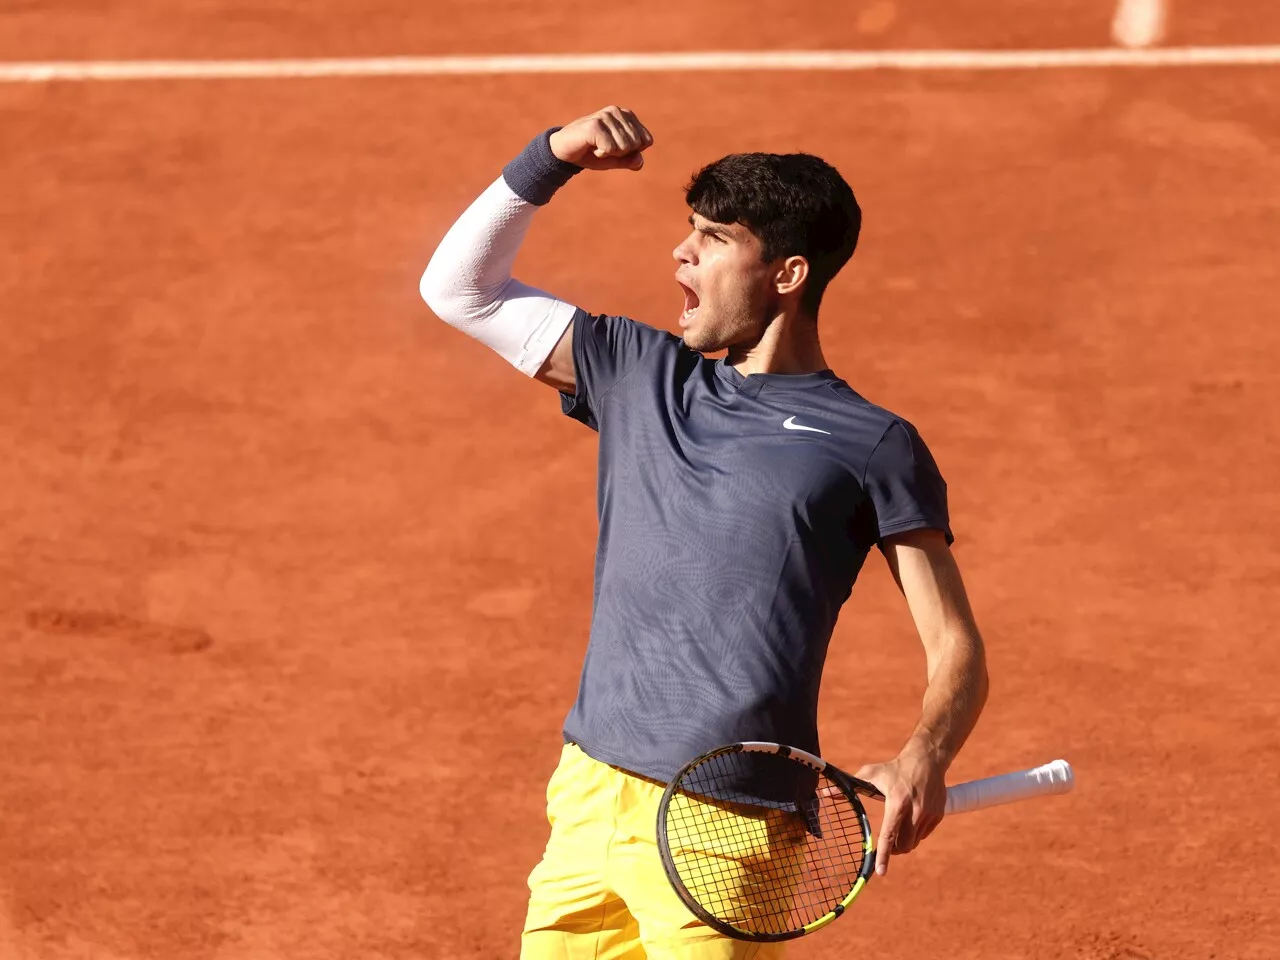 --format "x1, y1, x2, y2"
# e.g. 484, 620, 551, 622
419, 134, 580, 377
